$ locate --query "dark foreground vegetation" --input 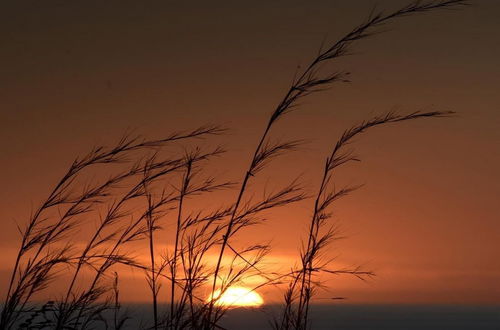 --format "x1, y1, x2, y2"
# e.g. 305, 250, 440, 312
1, 1, 467, 329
